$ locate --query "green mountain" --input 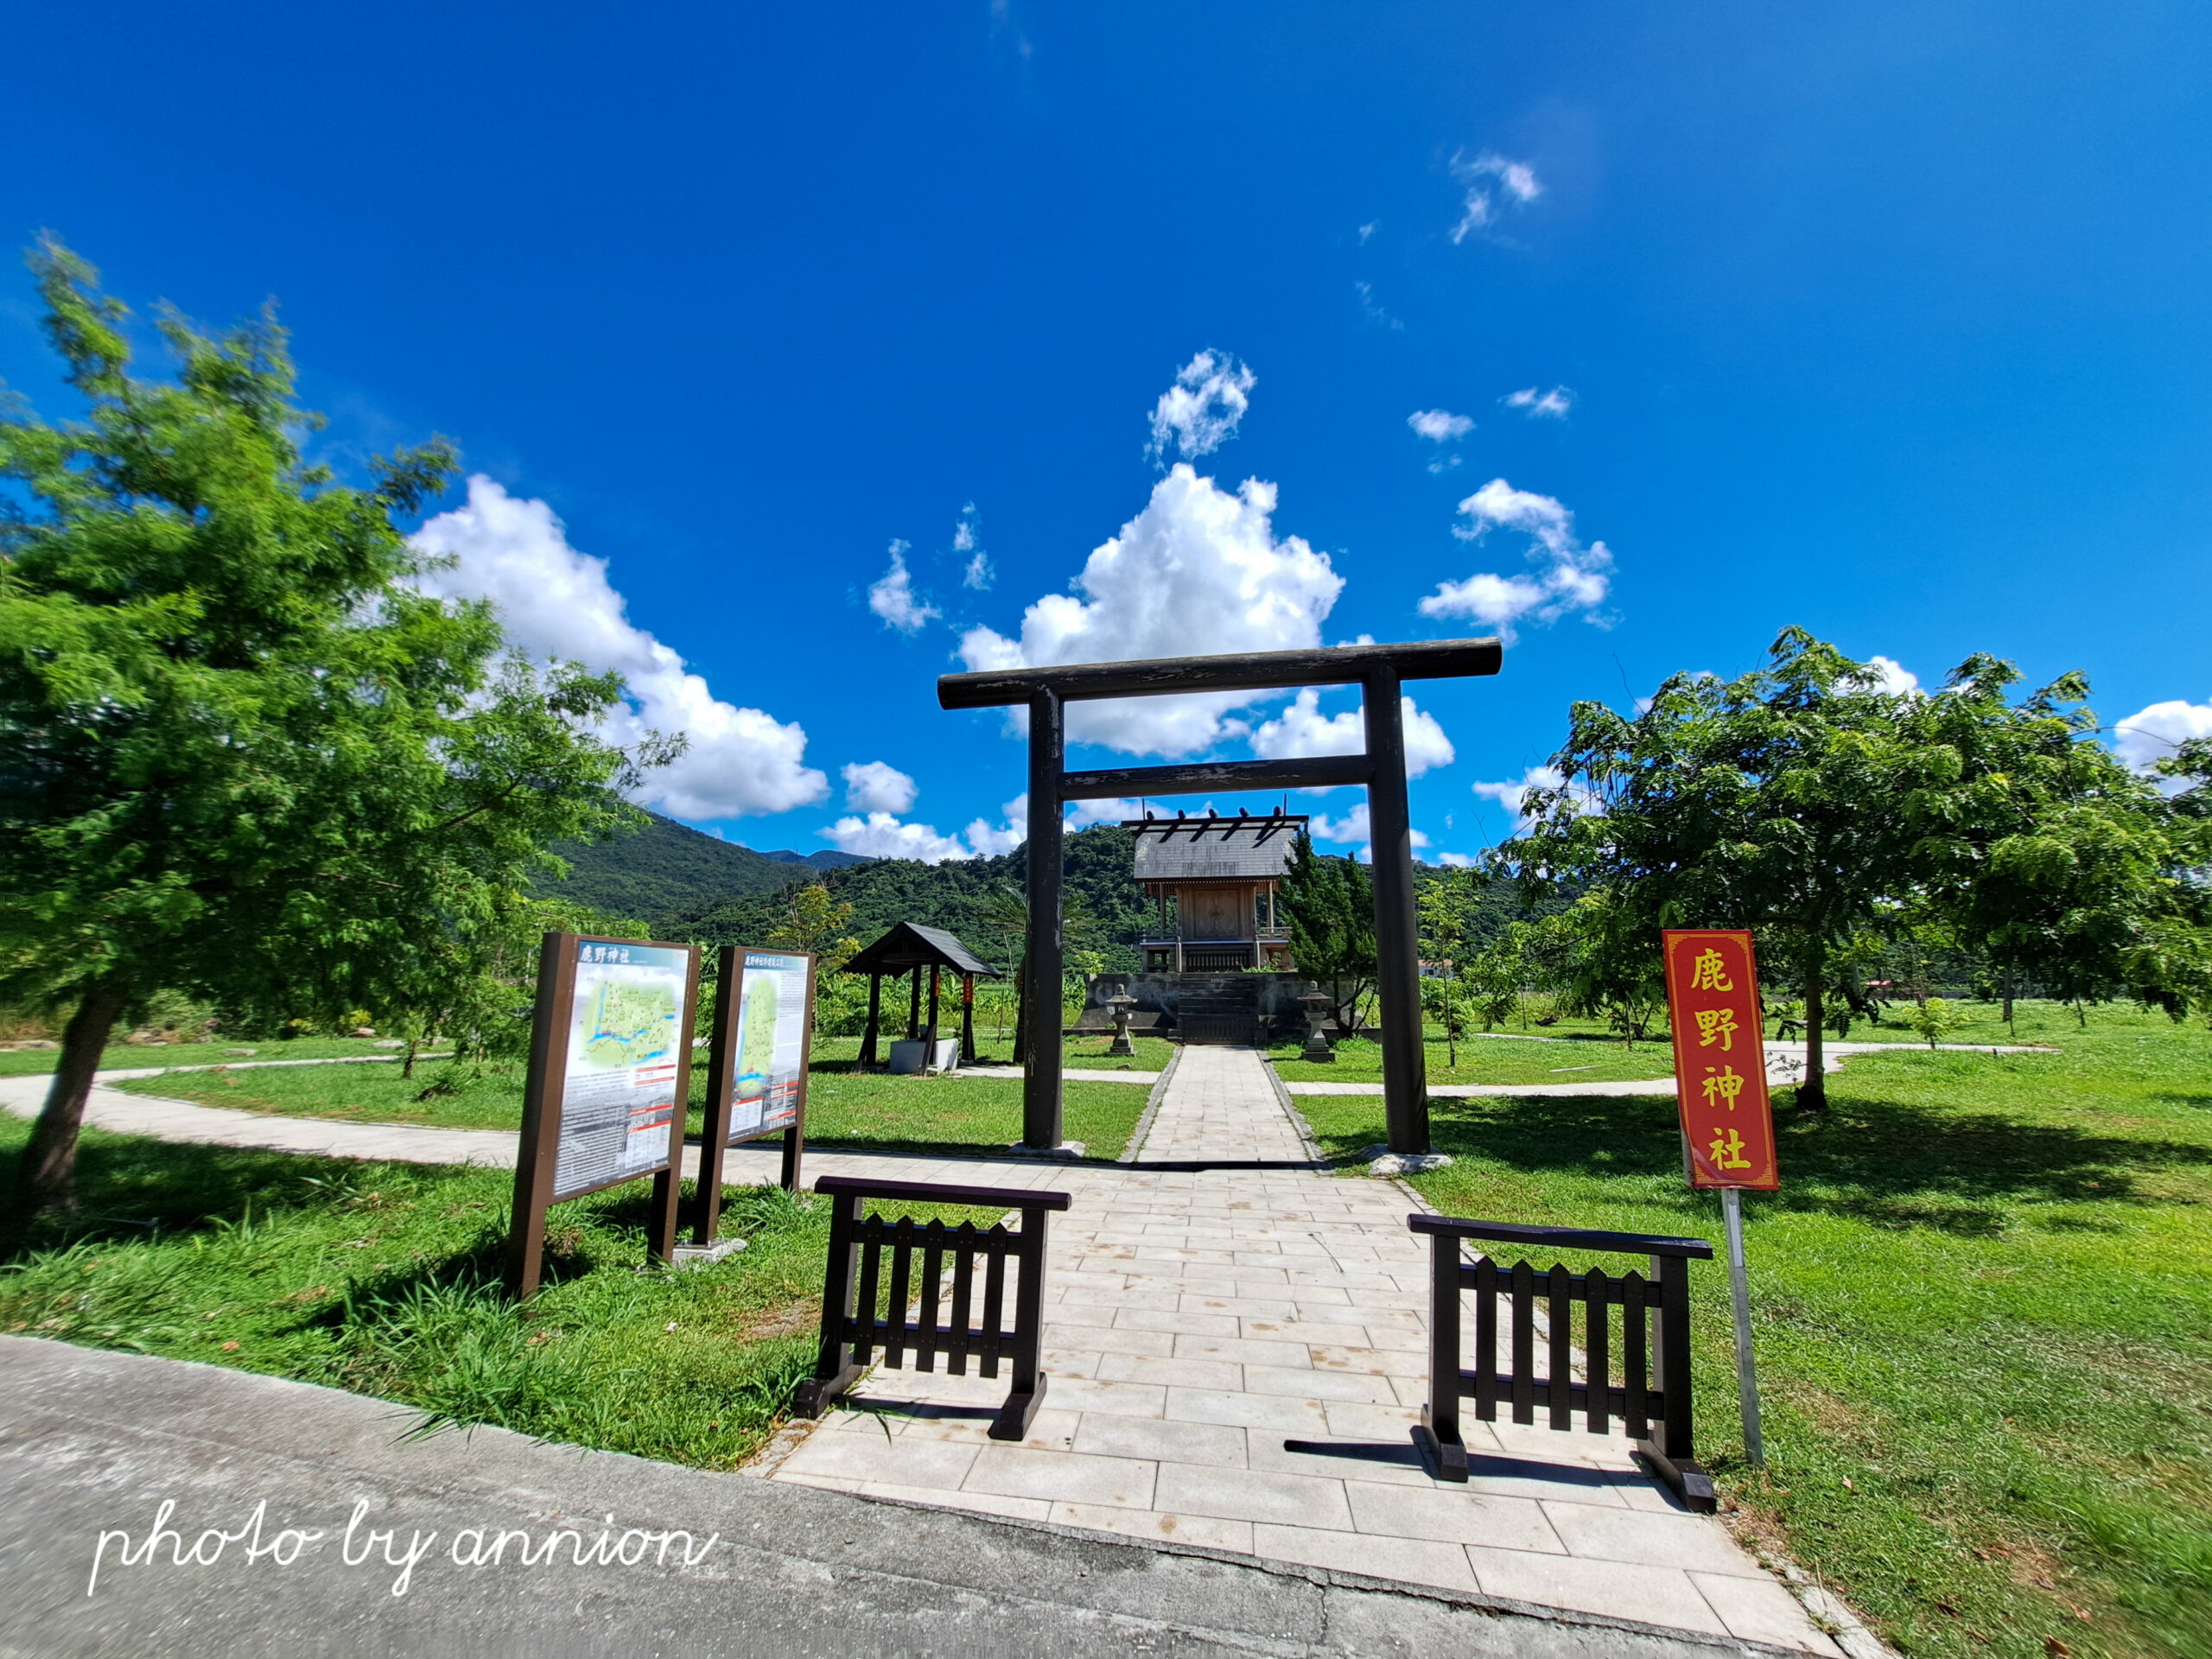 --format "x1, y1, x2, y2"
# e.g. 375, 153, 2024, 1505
543, 811, 839, 926
674, 824, 1155, 970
